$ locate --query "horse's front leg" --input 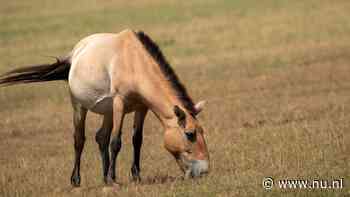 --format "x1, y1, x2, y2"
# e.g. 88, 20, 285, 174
131, 108, 148, 182
70, 99, 87, 187
107, 97, 125, 184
